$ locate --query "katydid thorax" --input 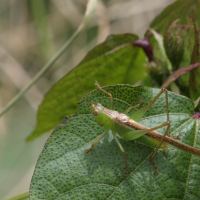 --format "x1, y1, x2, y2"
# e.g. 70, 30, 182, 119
78, 79, 200, 177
